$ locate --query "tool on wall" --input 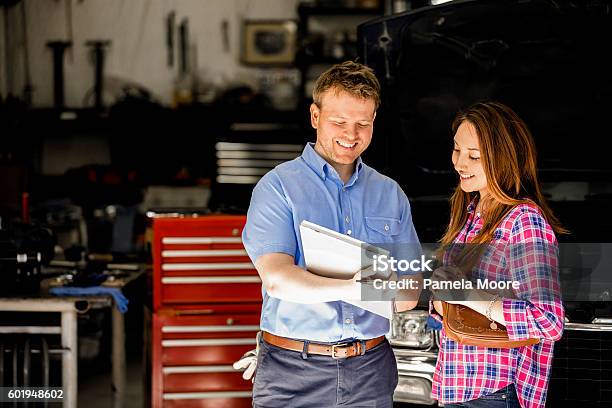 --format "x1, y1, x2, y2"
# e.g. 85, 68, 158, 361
19, 0, 32, 105
1, 0, 24, 100
85, 40, 111, 110
221, 19, 230, 53
166, 11, 175, 68
178, 18, 189, 76
172, 17, 195, 105
2, 4, 12, 98
45, 40, 72, 109
63, 0, 73, 62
